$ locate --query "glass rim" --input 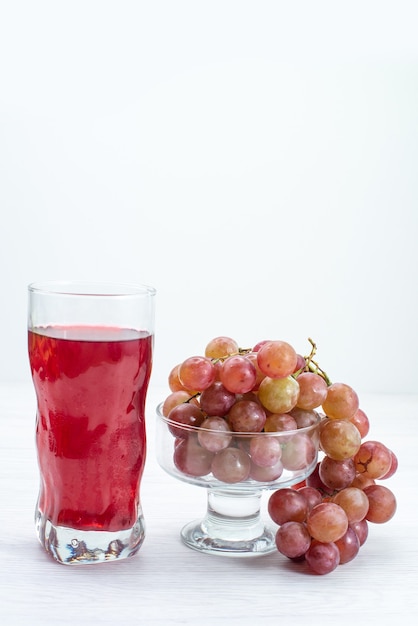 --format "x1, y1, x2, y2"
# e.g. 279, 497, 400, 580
28, 280, 156, 298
